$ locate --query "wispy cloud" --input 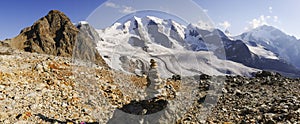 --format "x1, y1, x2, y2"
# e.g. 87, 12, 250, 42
218, 21, 231, 30
104, 2, 136, 14
273, 16, 278, 22
120, 6, 136, 14
203, 9, 208, 13
104, 2, 119, 8
245, 15, 279, 30
268, 6, 273, 13
250, 15, 268, 28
